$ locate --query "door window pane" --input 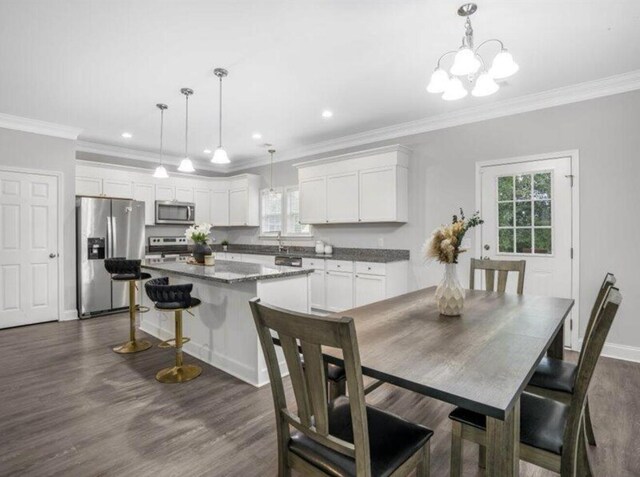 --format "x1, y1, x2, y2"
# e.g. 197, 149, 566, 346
534, 228, 552, 254
499, 229, 514, 253
498, 176, 513, 201
498, 202, 513, 227
534, 200, 551, 226
515, 175, 532, 200
534, 173, 552, 200
515, 228, 532, 253
515, 202, 532, 226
